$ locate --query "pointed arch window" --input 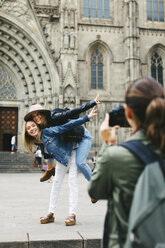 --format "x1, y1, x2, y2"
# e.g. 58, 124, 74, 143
151, 53, 164, 86
0, 66, 17, 100
83, 0, 109, 19
147, 0, 164, 22
91, 49, 103, 89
